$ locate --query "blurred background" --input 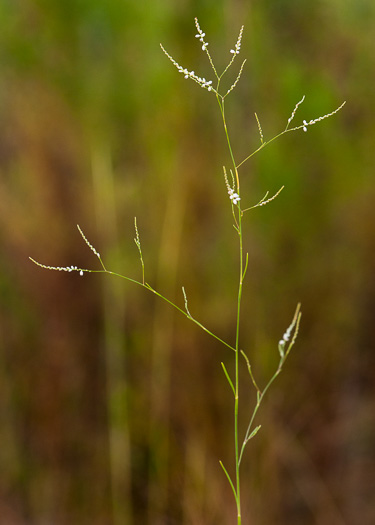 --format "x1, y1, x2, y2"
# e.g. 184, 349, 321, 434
0, 0, 374, 524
